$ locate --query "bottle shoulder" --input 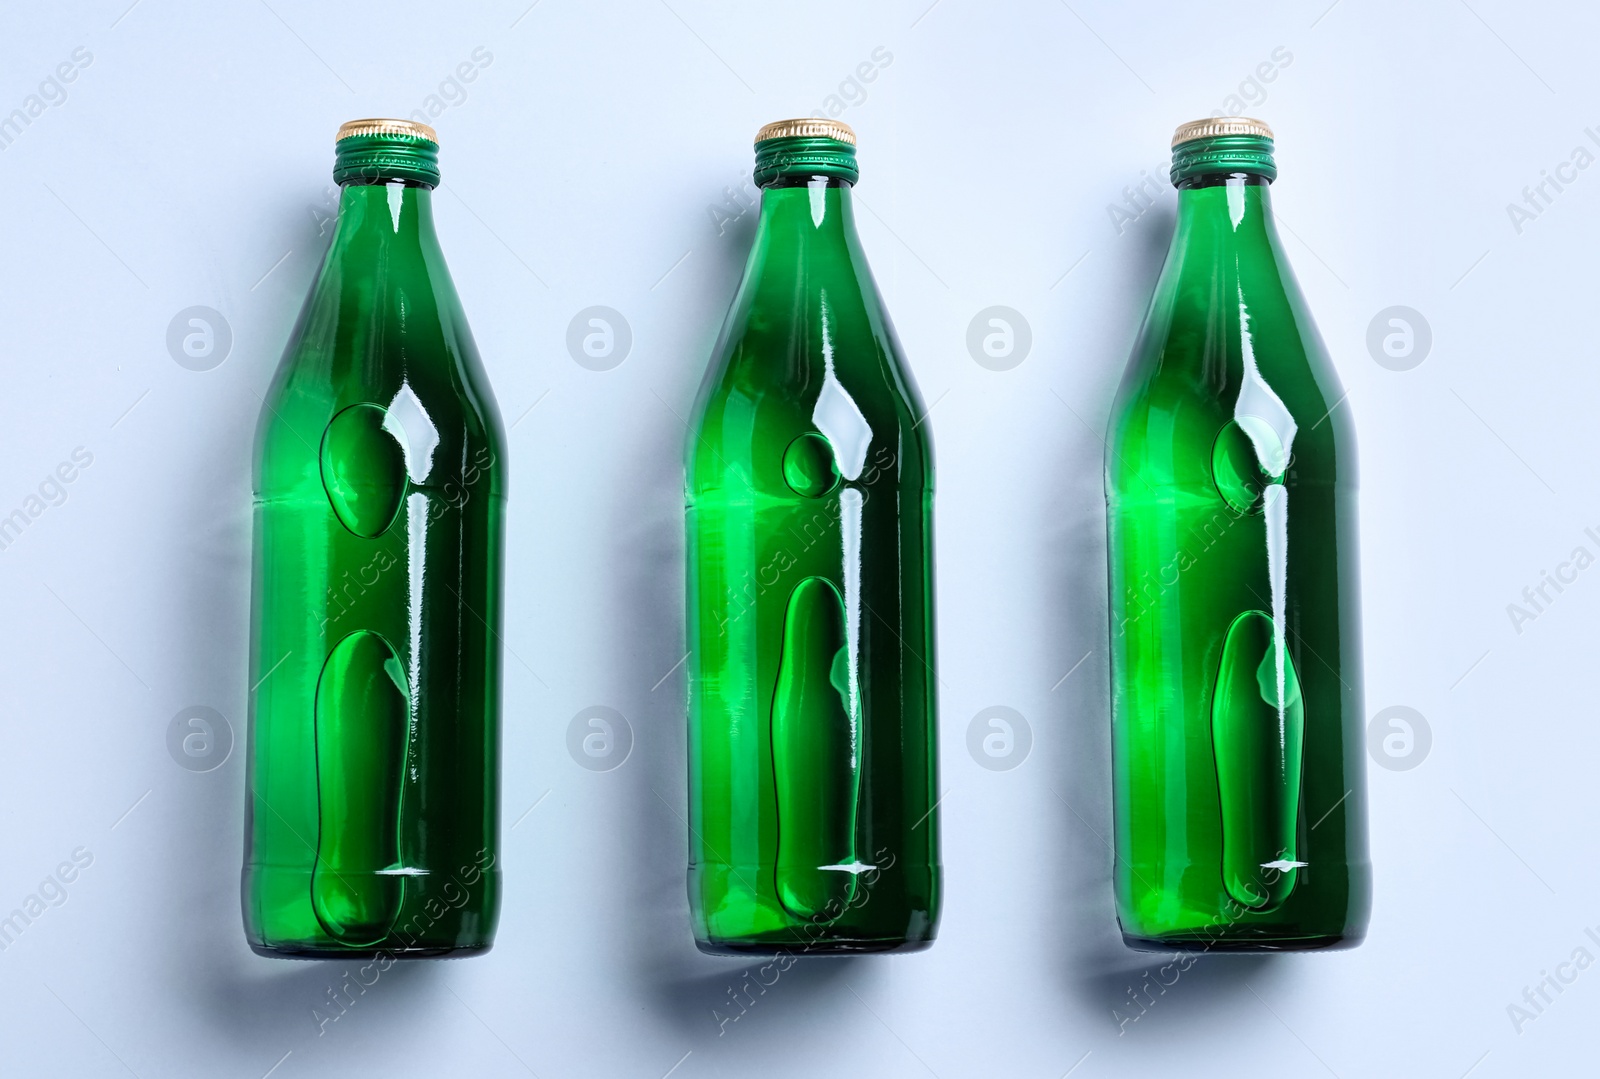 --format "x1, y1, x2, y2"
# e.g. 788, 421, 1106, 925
254, 261, 504, 494
687, 348, 934, 512
688, 197, 933, 490
1121, 207, 1347, 390
689, 304, 930, 480
1108, 278, 1356, 491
